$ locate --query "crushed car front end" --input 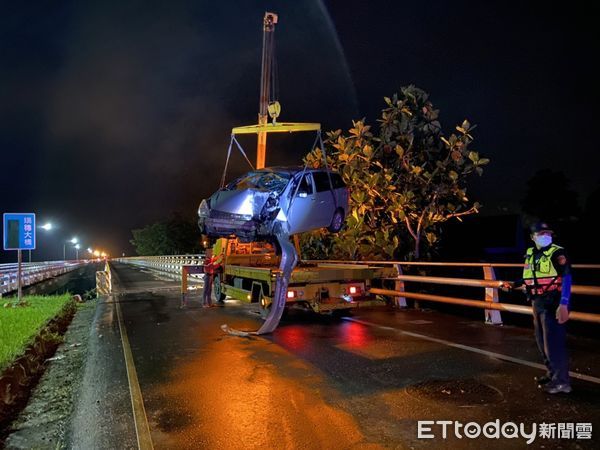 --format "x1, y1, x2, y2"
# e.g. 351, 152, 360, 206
198, 169, 294, 241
